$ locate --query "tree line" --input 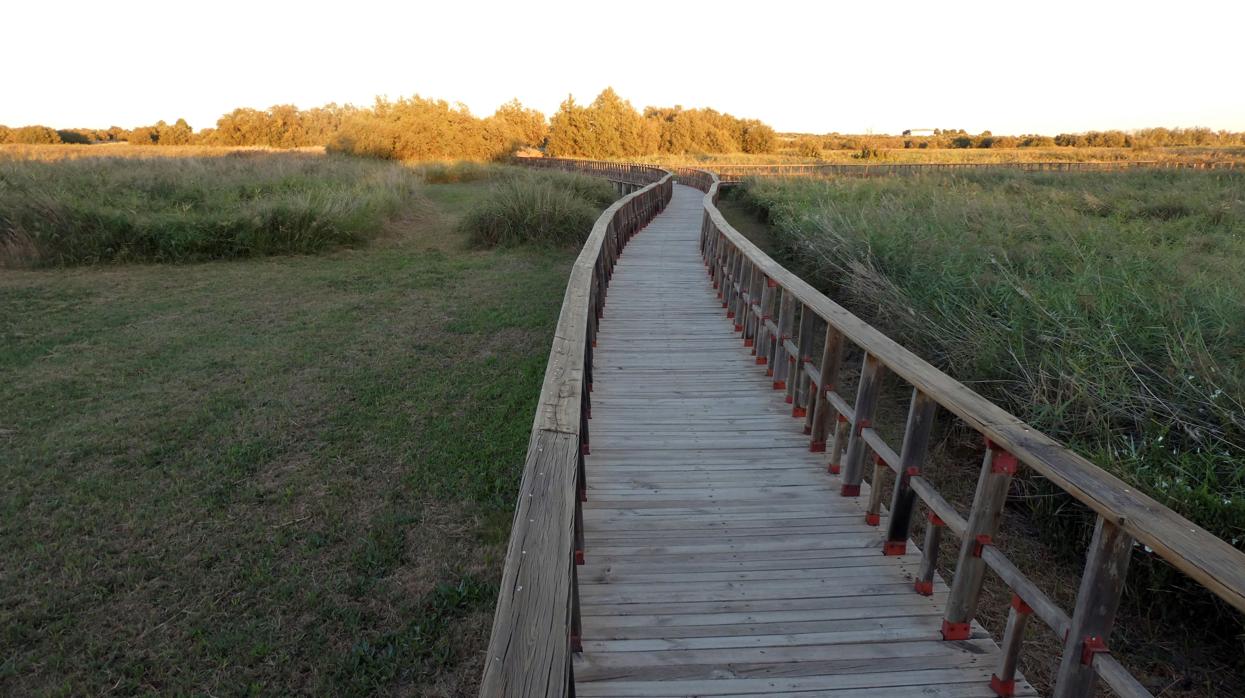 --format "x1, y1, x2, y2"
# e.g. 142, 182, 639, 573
0, 88, 774, 159
4, 90, 1243, 158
